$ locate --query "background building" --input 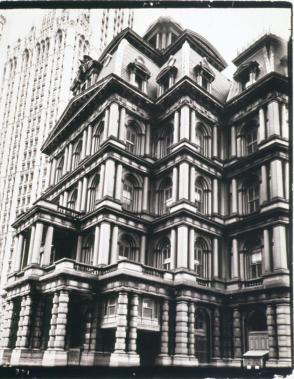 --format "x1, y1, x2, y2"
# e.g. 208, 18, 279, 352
0, 15, 5, 42
0, 17, 290, 370
0, 8, 134, 299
